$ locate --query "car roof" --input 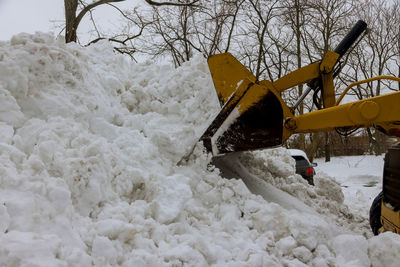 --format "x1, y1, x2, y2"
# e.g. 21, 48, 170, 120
288, 149, 309, 160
